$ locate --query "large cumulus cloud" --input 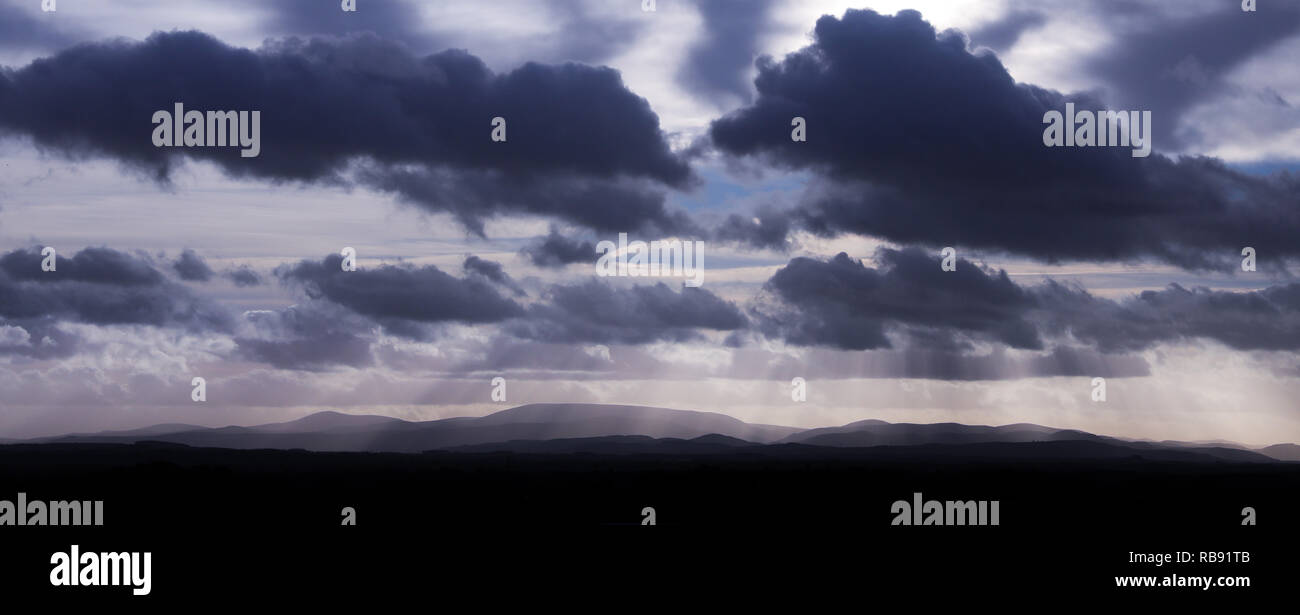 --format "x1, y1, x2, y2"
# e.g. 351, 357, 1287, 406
0, 30, 695, 235
707, 9, 1300, 270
